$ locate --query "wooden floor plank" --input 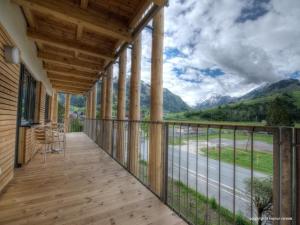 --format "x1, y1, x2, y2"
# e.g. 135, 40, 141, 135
0, 133, 186, 225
